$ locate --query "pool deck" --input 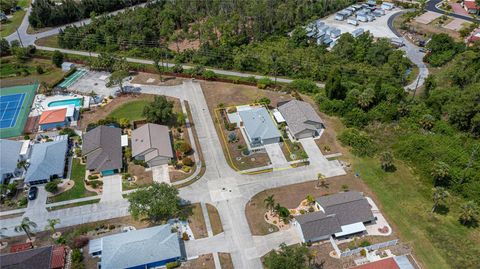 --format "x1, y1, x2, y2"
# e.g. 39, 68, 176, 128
30, 94, 90, 117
